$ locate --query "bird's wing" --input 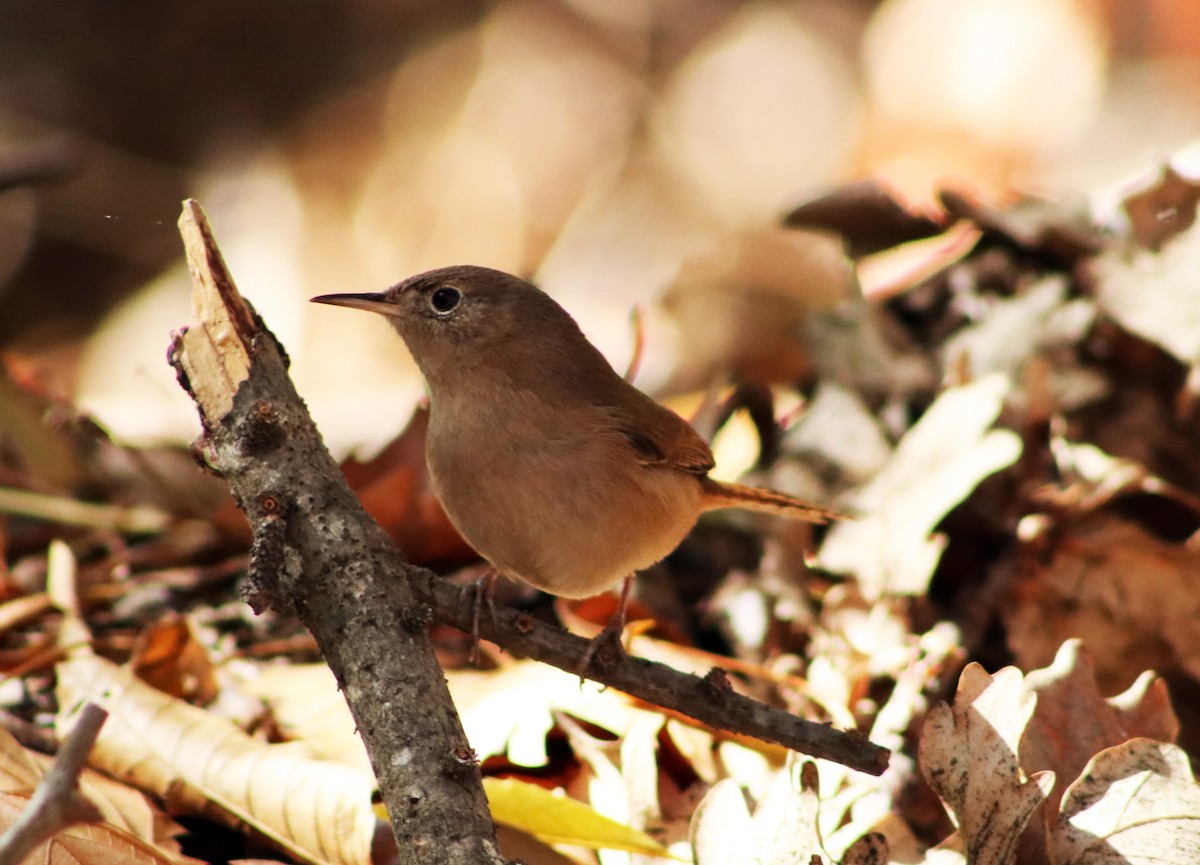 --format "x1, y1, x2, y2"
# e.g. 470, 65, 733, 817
610, 392, 715, 476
